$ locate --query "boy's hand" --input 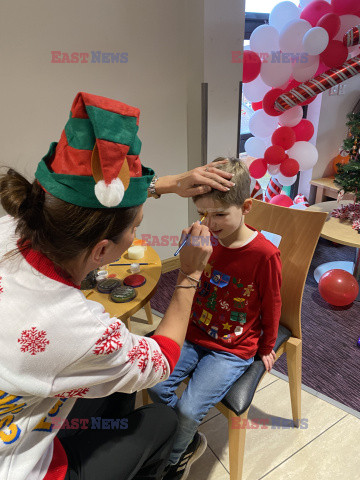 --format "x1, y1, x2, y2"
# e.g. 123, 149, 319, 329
259, 350, 276, 372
